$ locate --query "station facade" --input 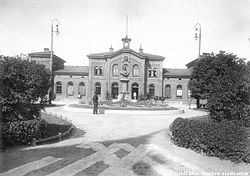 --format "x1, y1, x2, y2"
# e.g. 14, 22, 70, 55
29, 36, 193, 102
